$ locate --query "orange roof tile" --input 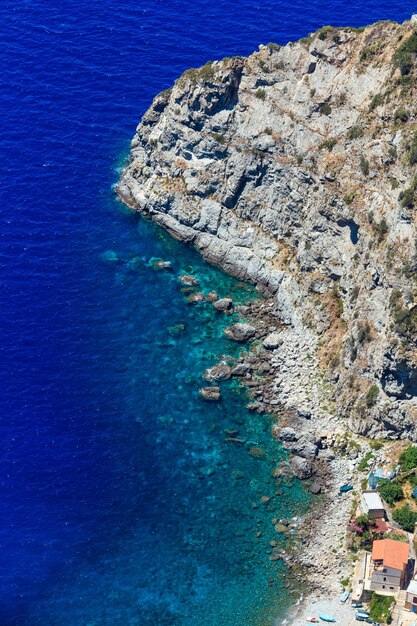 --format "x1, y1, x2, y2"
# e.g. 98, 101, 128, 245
372, 539, 409, 571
